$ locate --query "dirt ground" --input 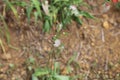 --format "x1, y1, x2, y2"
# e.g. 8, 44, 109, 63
0, 0, 120, 80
